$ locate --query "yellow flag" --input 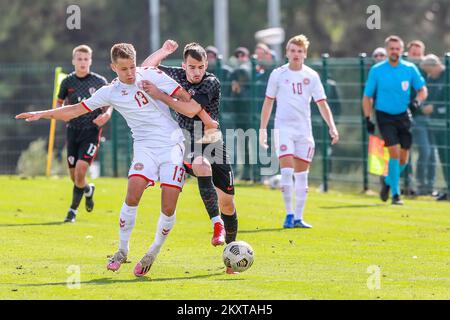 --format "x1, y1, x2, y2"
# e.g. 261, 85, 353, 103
368, 135, 390, 176
46, 67, 67, 176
